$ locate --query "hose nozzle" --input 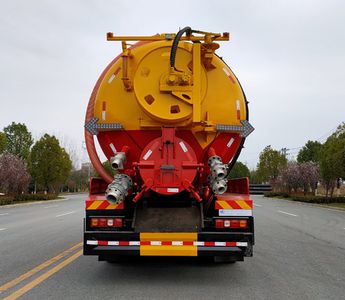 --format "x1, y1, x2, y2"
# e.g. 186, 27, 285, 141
106, 174, 132, 204
208, 154, 228, 195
